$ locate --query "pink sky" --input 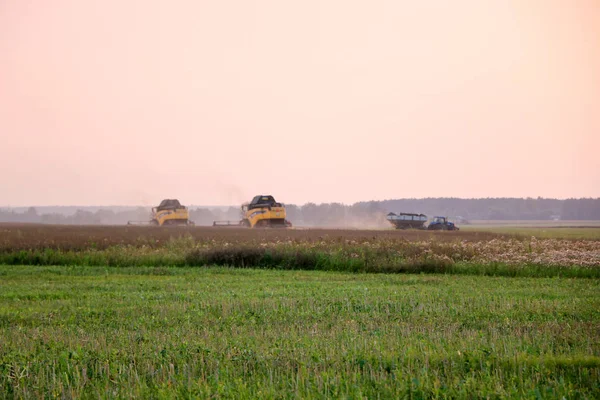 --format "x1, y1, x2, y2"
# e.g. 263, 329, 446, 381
1, 0, 599, 206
